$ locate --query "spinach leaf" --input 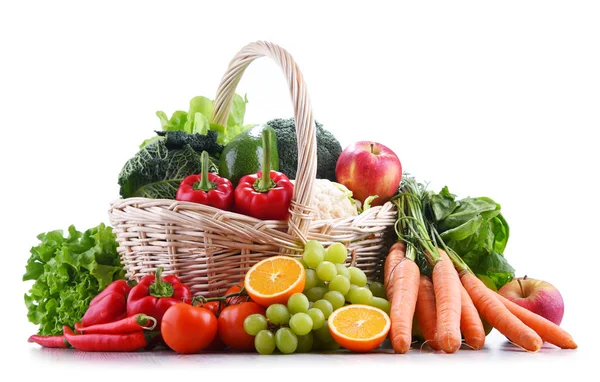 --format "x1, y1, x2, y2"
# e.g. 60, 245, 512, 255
437, 197, 499, 232
429, 186, 458, 222
428, 188, 514, 289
